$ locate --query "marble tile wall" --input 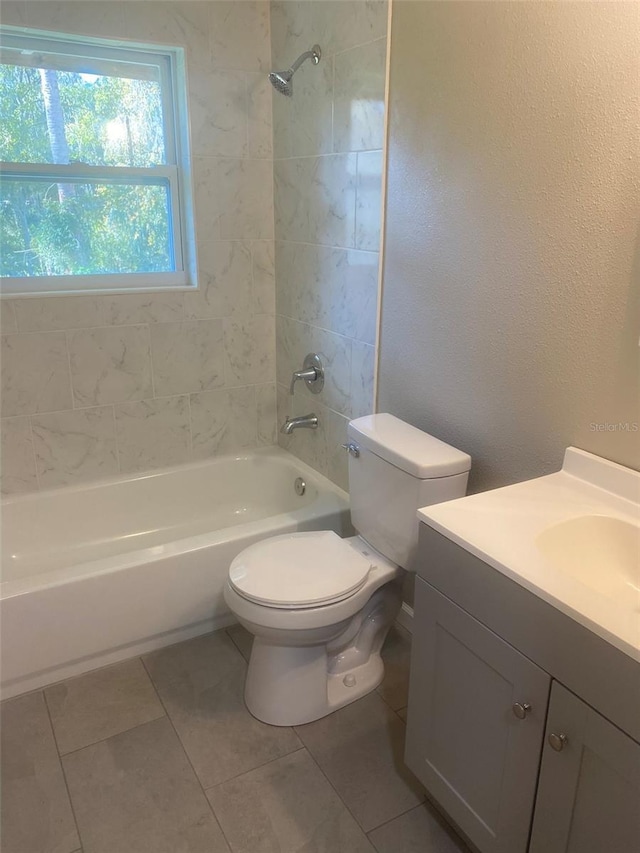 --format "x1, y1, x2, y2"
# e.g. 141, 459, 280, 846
271, 1, 387, 489
0, 1, 277, 494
